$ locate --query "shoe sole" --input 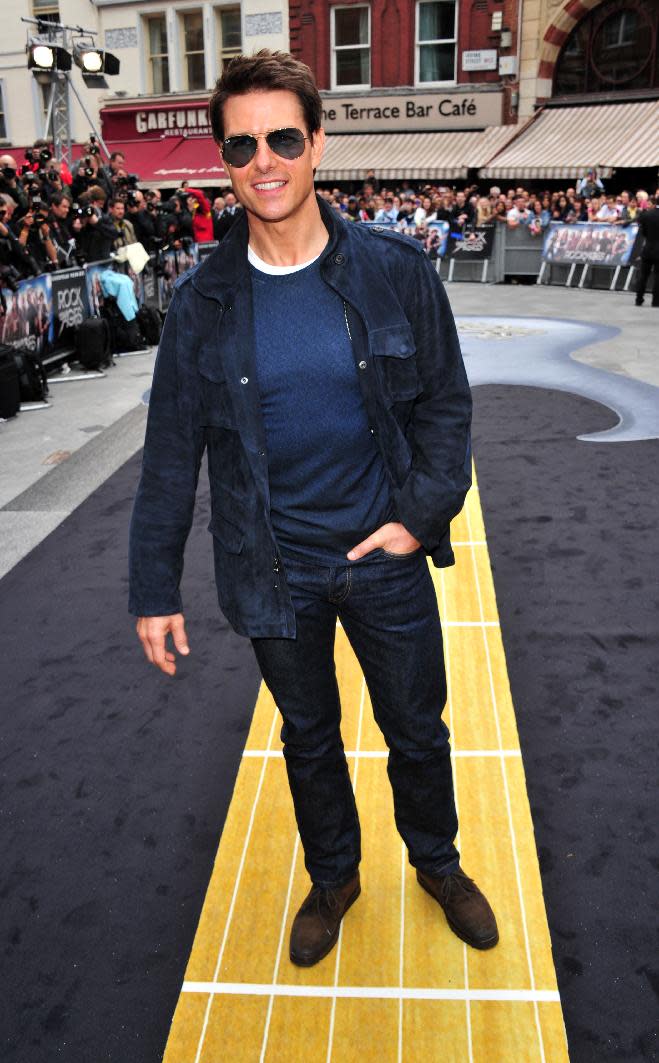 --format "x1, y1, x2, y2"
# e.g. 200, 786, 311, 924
289, 884, 361, 967
417, 875, 499, 951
